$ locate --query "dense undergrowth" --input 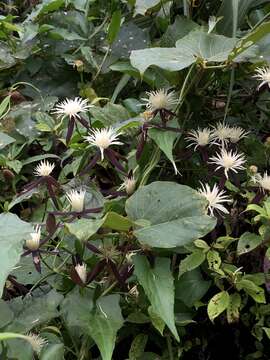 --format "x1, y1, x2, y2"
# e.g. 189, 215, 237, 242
1, 0, 270, 359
